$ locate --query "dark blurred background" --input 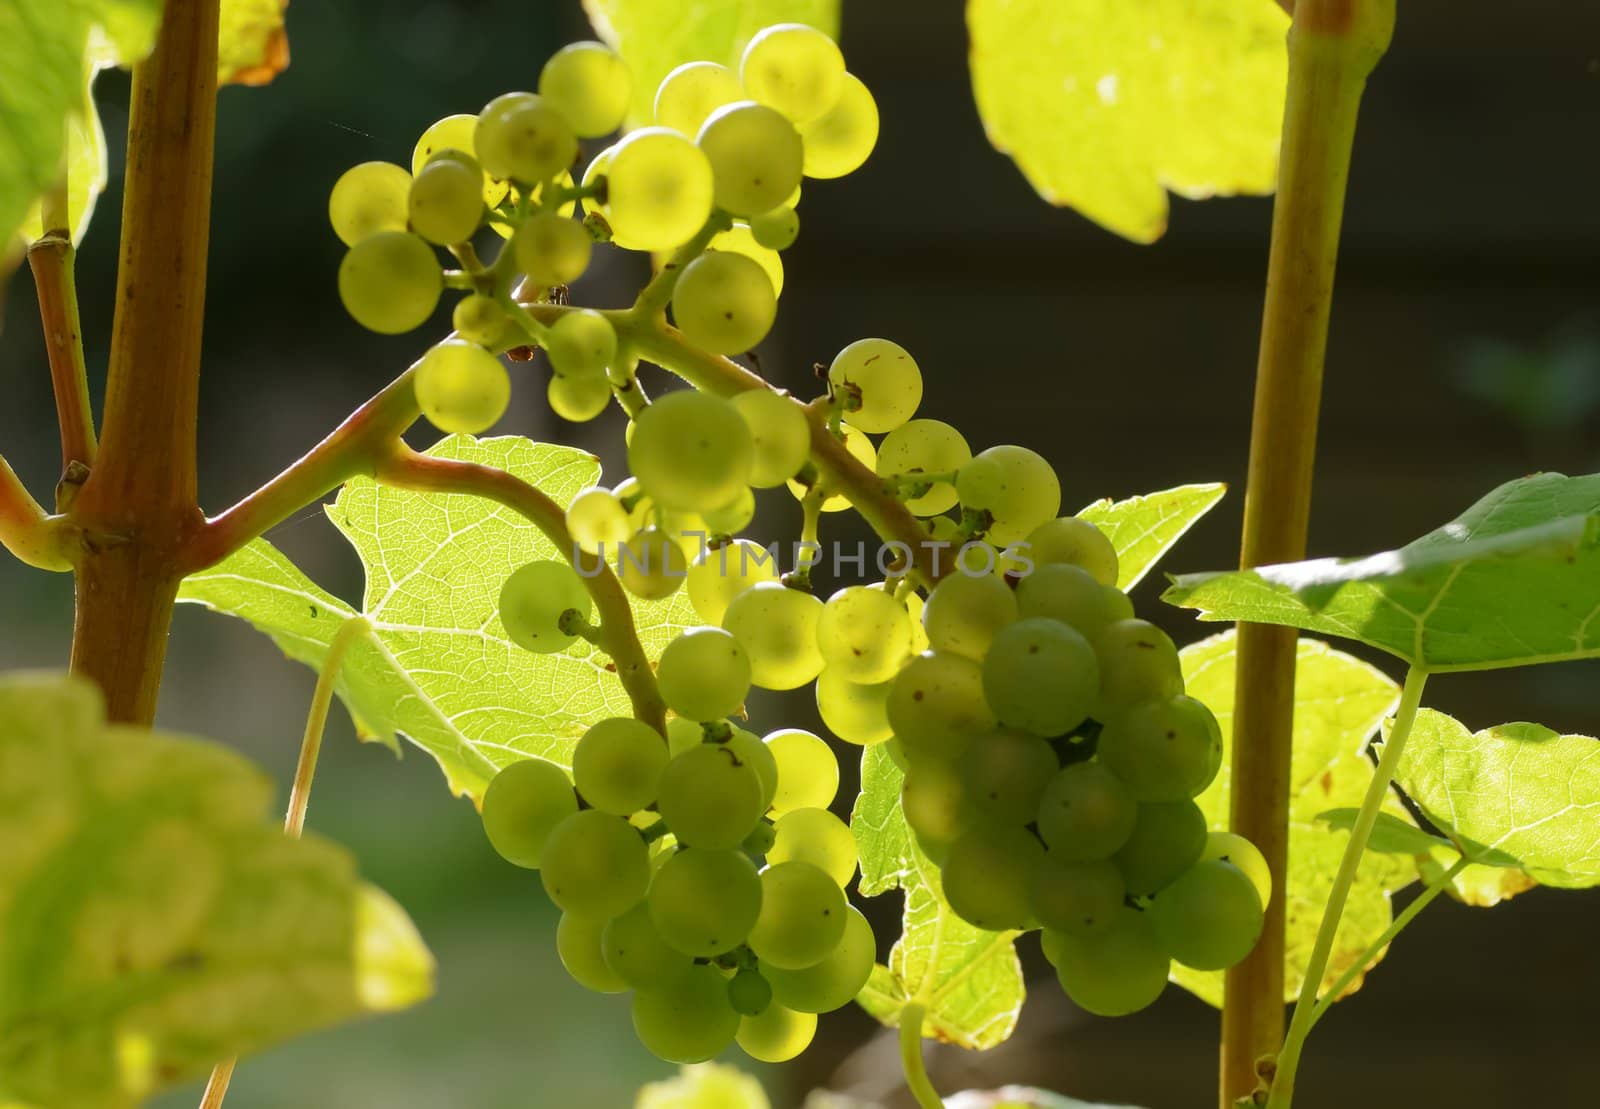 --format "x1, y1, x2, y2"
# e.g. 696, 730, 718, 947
2, 2, 1599, 1107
